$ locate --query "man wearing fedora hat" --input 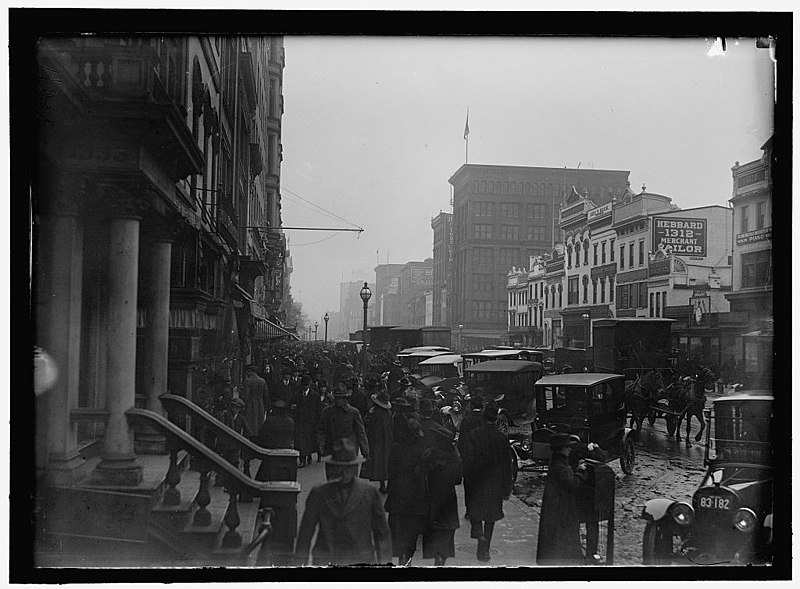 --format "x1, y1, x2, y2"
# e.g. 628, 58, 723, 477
317, 381, 369, 479
294, 438, 392, 566
418, 398, 440, 449
289, 374, 321, 468
536, 432, 589, 566
360, 390, 393, 494
460, 403, 513, 562
347, 375, 370, 418
421, 425, 462, 566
